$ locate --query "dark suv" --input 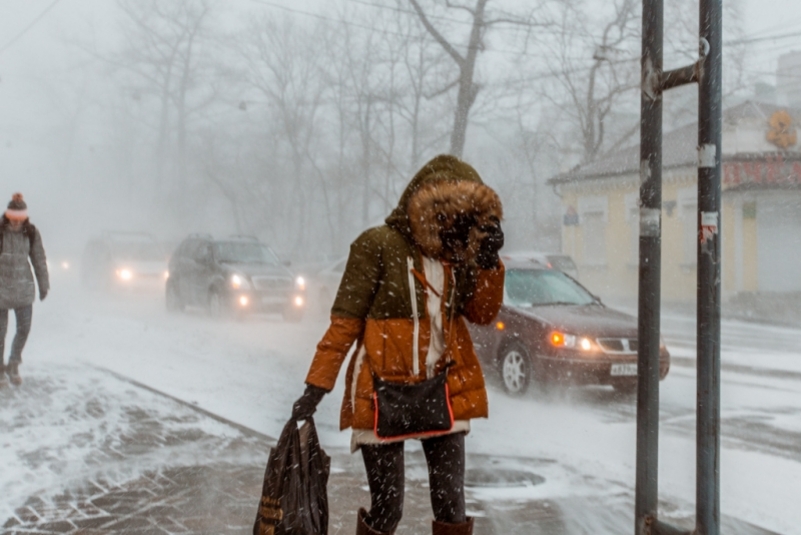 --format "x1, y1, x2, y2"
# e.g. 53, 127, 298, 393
166, 235, 306, 321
